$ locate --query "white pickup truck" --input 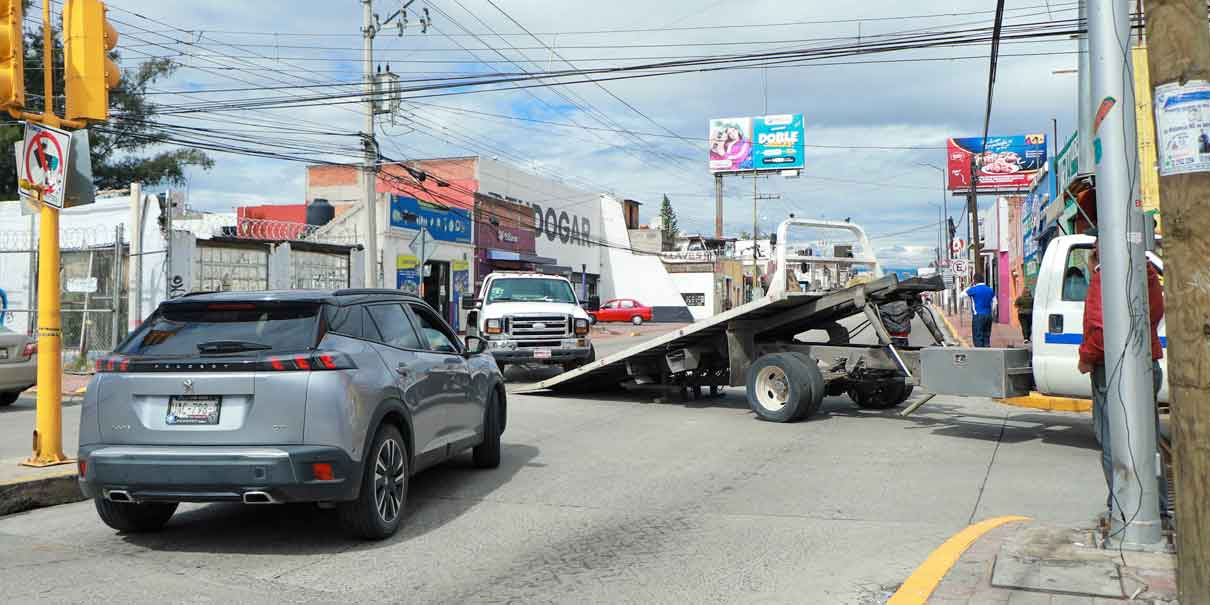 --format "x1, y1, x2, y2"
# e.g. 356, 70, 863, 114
462, 272, 596, 373
1029, 233, 1168, 402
